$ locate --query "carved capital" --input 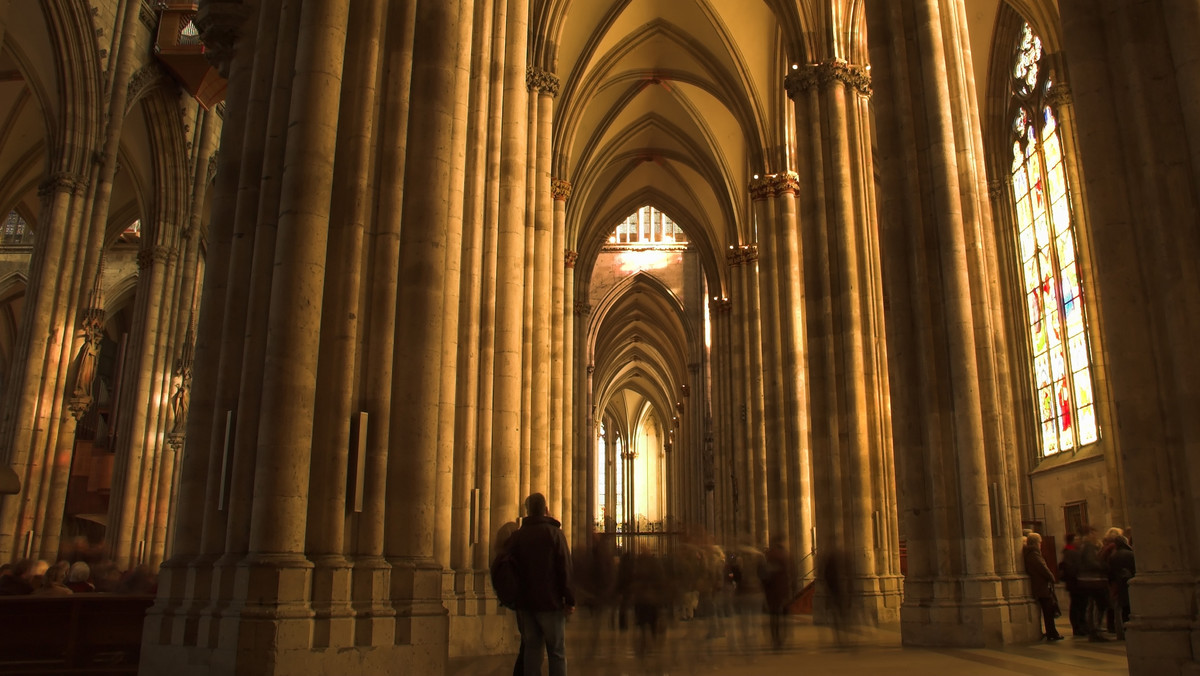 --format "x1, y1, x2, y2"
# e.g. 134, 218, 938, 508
709, 297, 732, 314
138, 245, 171, 269
551, 178, 572, 201
37, 172, 88, 199
574, 300, 592, 317
785, 59, 872, 99
1045, 82, 1072, 108
195, 2, 253, 78
768, 171, 801, 196
526, 66, 560, 96
564, 250, 578, 268
725, 244, 758, 266
748, 176, 772, 200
